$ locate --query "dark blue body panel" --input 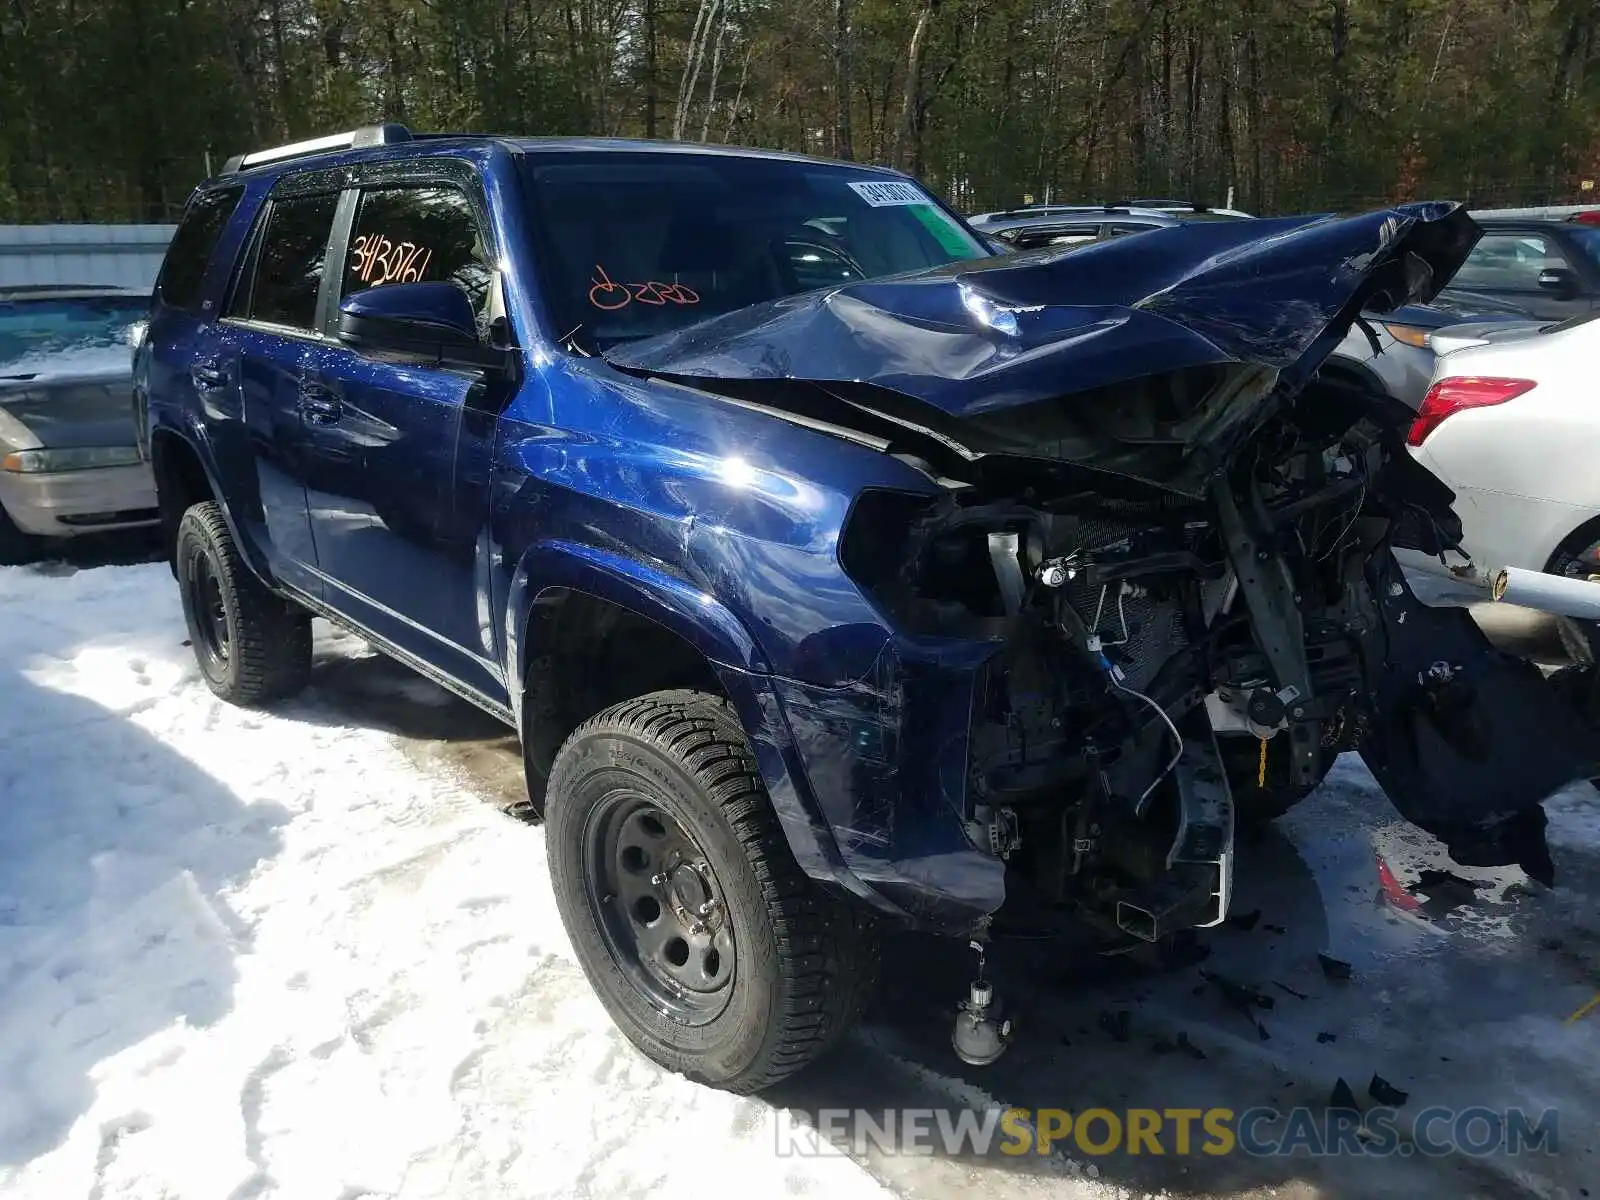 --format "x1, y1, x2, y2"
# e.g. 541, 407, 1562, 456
137, 139, 1482, 932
